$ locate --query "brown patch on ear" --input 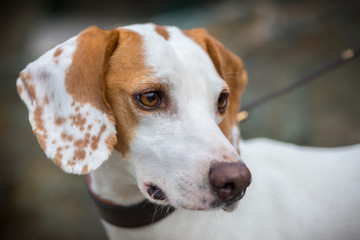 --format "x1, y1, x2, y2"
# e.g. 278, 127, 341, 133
63, 25, 120, 159
155, 25, 170, 40
106, 30, 148, 158
65, 26, 119, 114
183, 29, 247, 143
